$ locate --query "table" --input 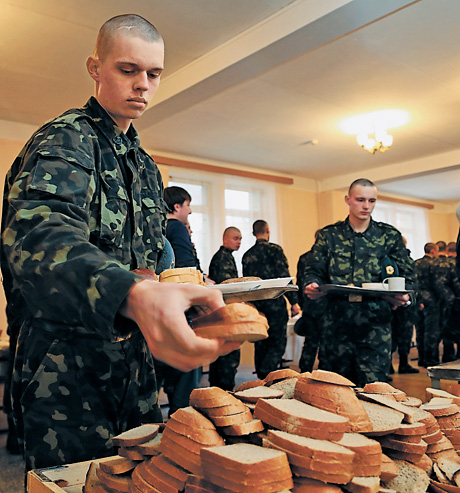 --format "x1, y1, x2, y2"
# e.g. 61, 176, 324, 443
427, 360, 460, 389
